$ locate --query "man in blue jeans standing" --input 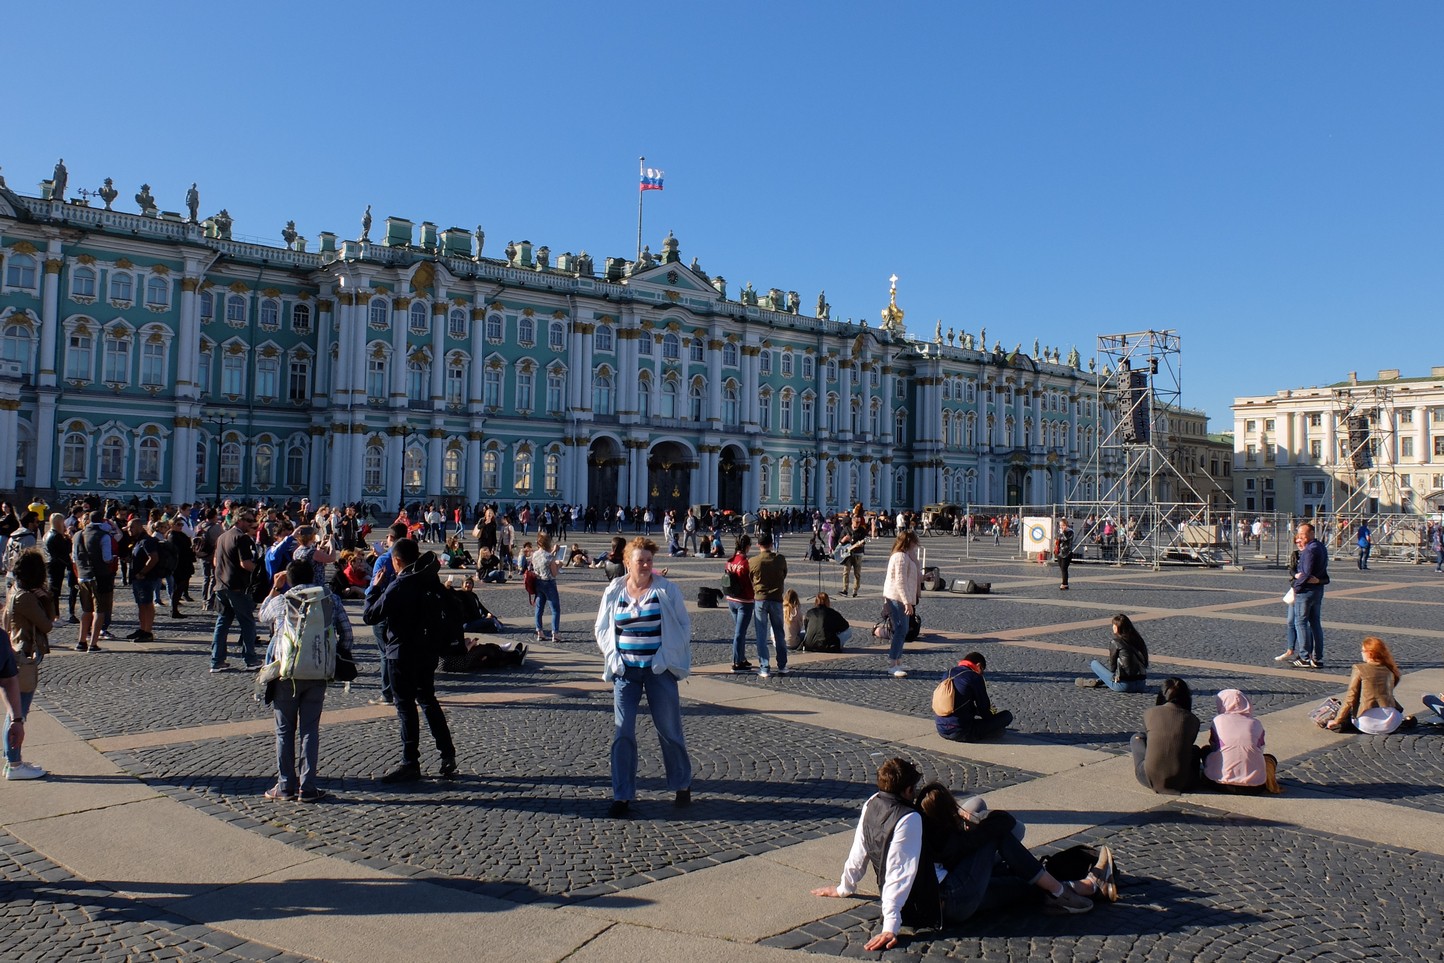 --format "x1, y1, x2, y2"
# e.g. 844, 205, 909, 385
210, 511, 260, 672
748, 532, 789, 678
1290, 522, 1329, 668
364, 522, 408, 706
